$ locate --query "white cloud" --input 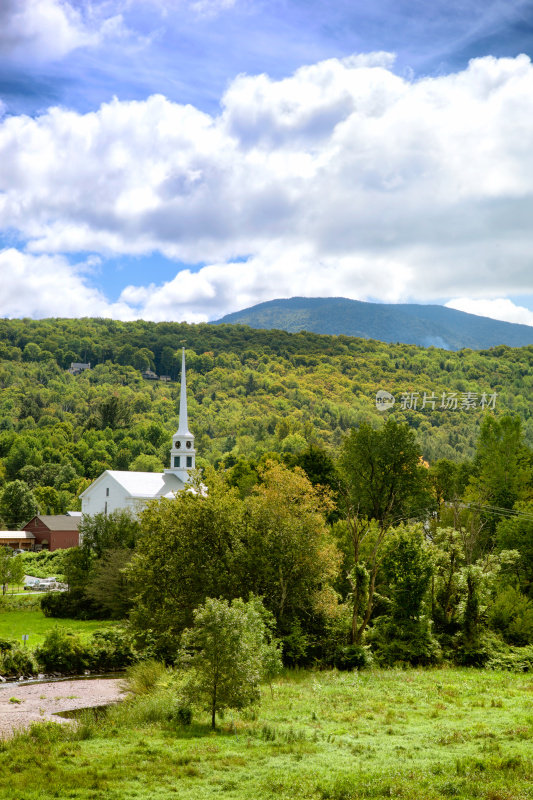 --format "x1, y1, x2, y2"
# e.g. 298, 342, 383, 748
0, 0, 125, 62
118, 244, 414, 321
0, 248, 135, 319
445, 297, 533, 326
2, 53, 533, 319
